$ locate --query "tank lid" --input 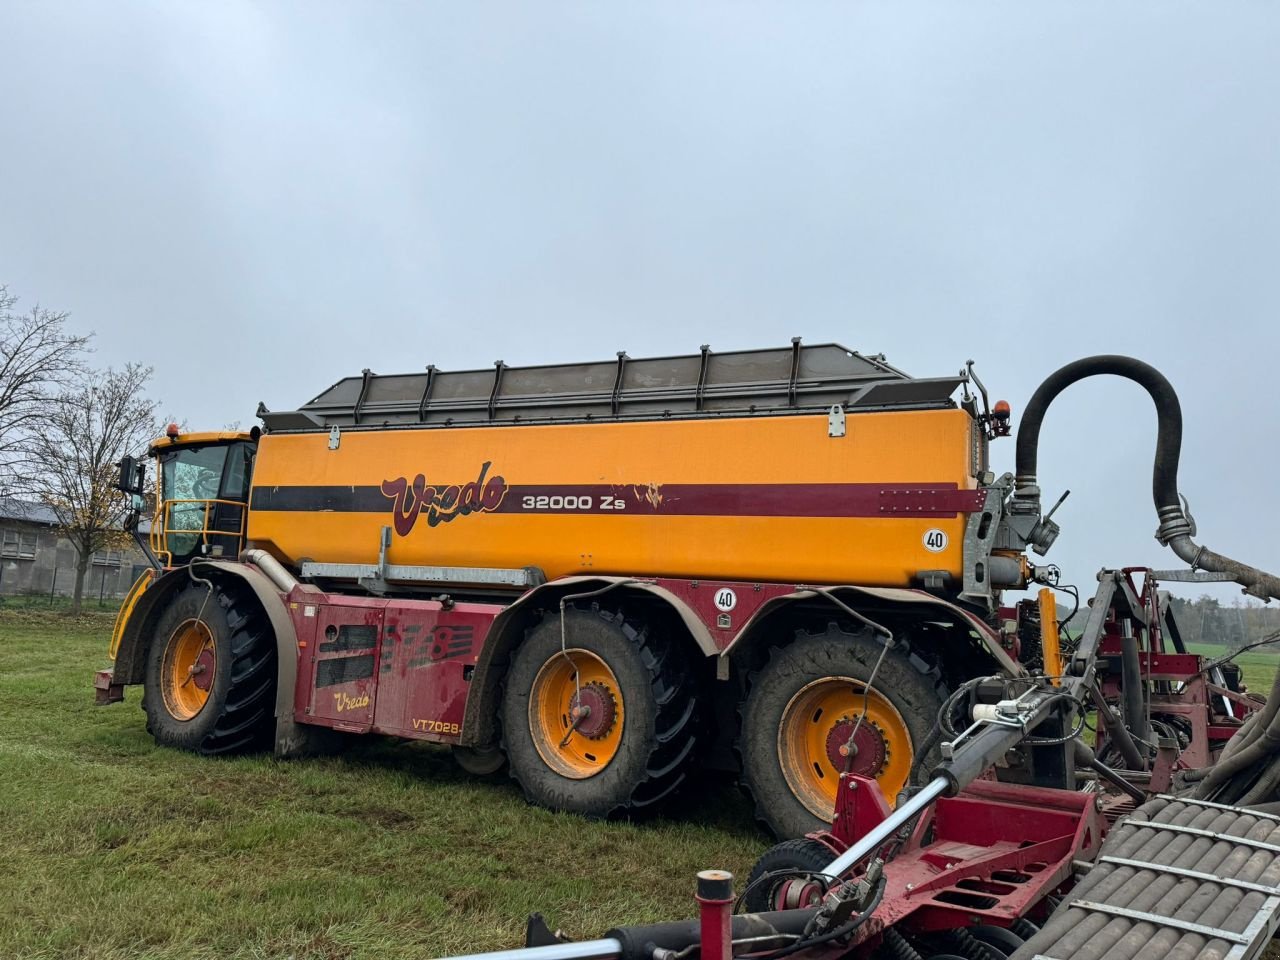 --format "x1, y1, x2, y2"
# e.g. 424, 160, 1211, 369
258, 341, 964, 431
